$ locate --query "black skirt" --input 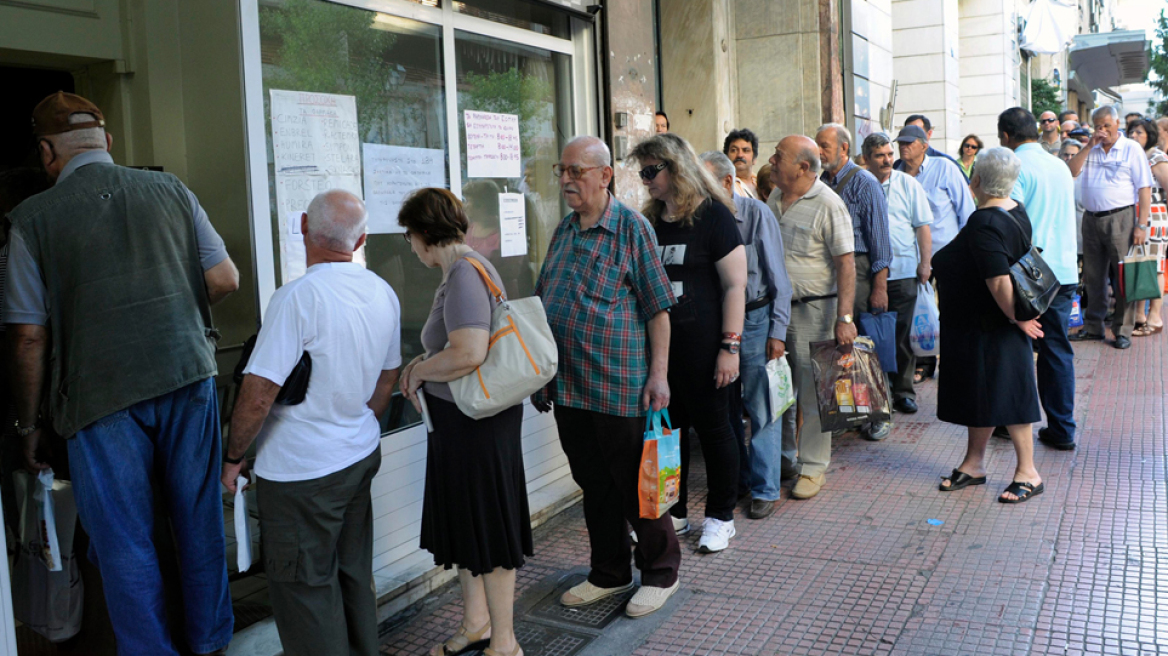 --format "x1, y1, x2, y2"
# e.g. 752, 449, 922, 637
936, 321, 1041, 427
419, 396, 532, 575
